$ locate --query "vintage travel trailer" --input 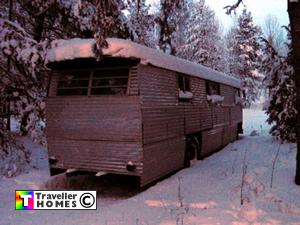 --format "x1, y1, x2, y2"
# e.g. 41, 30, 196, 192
45, 38, 243, 186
